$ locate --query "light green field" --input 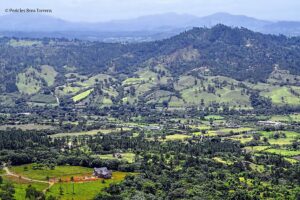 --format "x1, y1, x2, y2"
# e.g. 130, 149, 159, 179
181, 84, 251, 107
46, 172, 130, 200
96, 153, 136, 163
270, 115, 292, 122
264, 149, 300, 157
213, 157, 233, 165
16, 66, 57, 94
39, 65, 58, 86
271, 114, 300, 123
244, 146, 271, 152
168, 96, 185, 107
0, 124, 56, 131
0, 176, 48, 200
11, 164, 92, 181
73, 89, 94, 102
122, 77, 145, 86
259, 131, 300, 145
267, 70, 300, 85
290, 114, 300, 122
204, 115, 224, 120
249, 163, 265, 173
228, 135, 253, 144
164, 134, 191, 141
213, 127, 253, 135
8, 39, 42, 47
284, 157, 299, 164
261, 86, 300, 106
63, 86, 82, 95
79, 74, 114, 87
29, 94, 57, 104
